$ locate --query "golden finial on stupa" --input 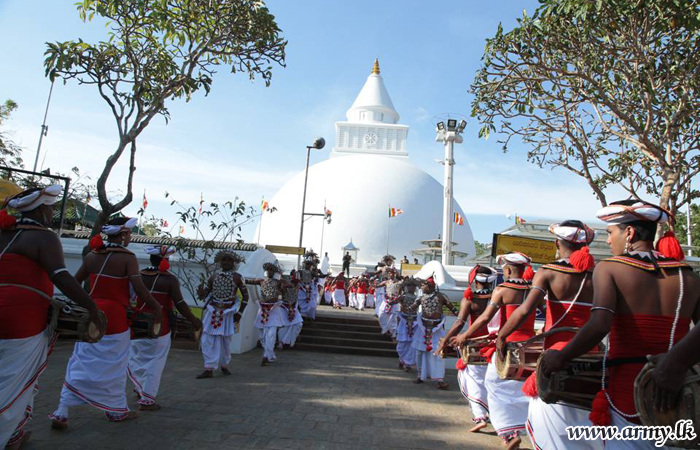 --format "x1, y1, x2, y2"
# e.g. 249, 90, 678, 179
371, 58, 380, 75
